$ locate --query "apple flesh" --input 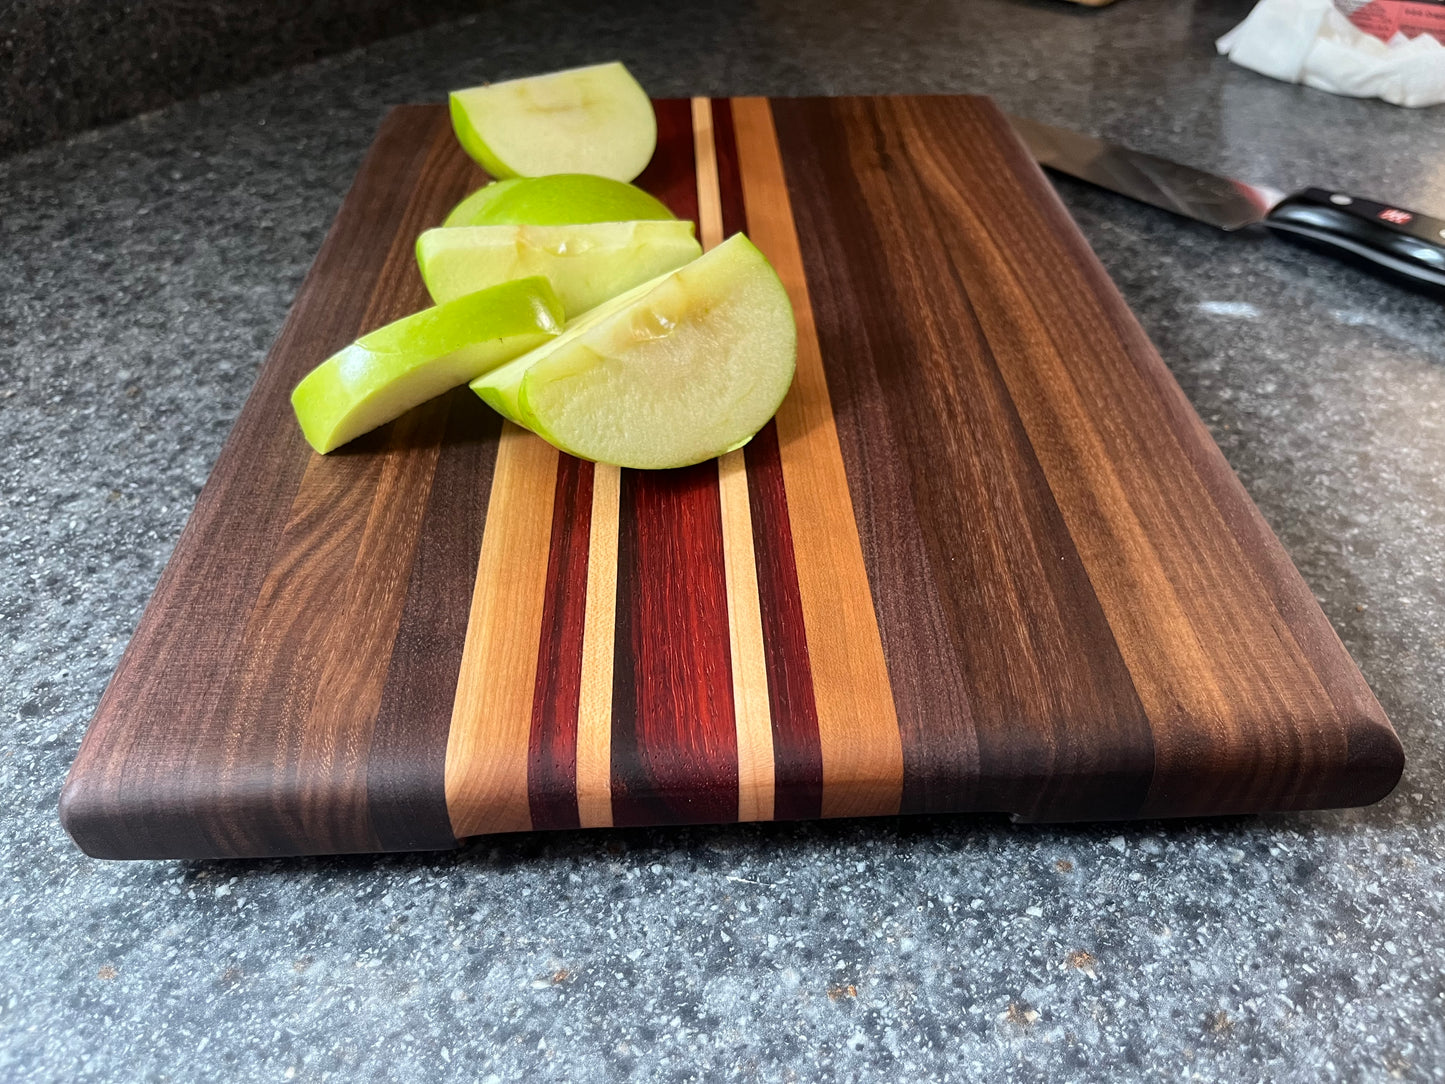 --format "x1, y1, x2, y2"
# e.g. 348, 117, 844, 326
417, 221, 701, 318
442, 174, 675, 229
450, 62, 656, 183
291, 277, 564, 454
470, 234, 796, 470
